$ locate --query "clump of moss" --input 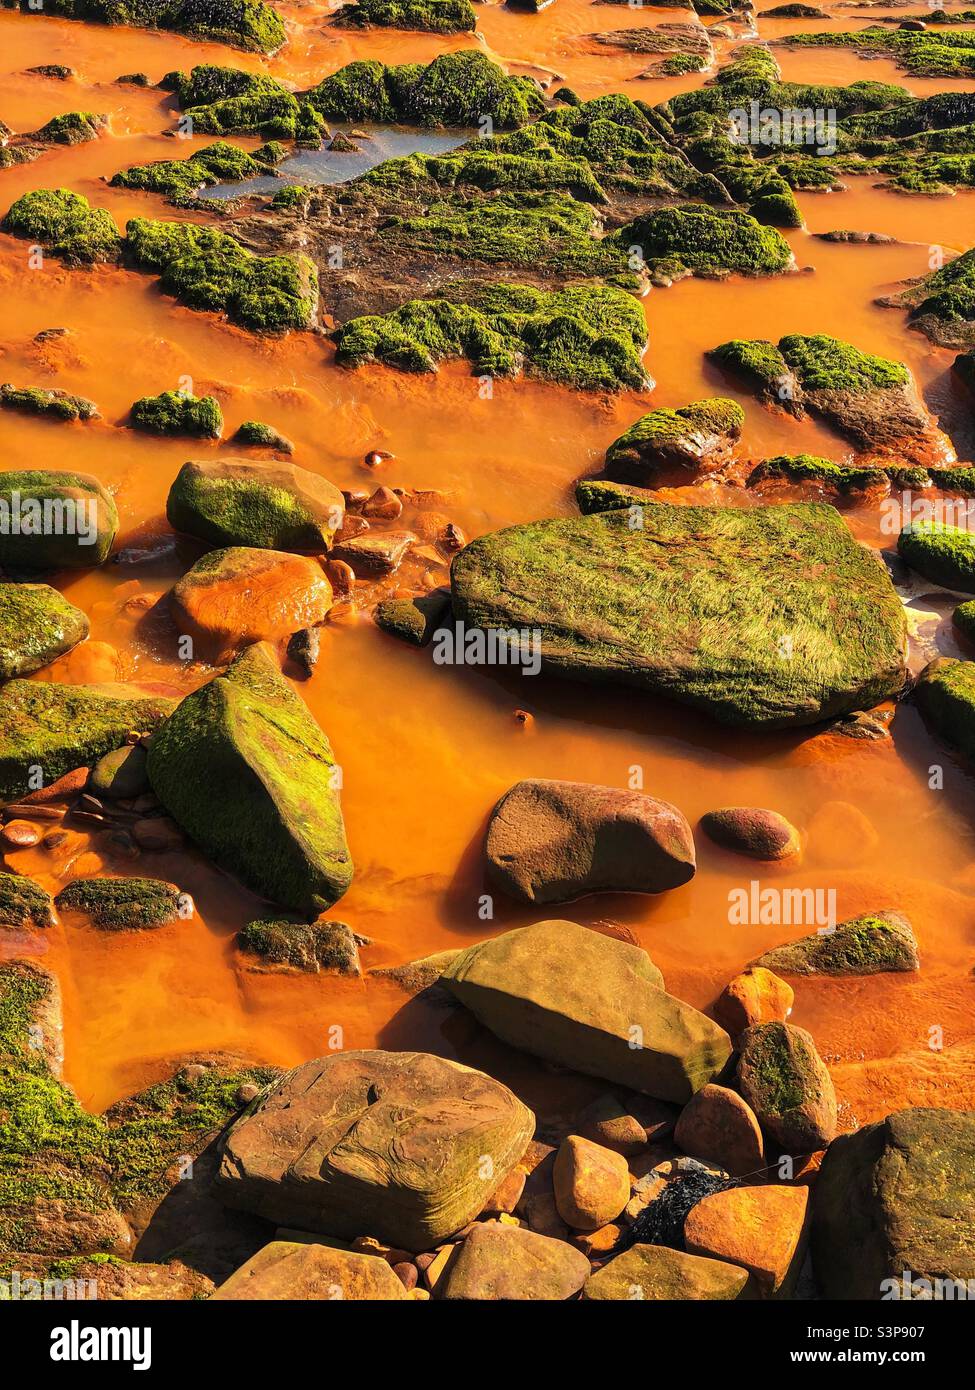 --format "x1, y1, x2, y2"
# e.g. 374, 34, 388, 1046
13, 0, 287, 54
657, 53, 707, 77
886, 248, 975, 345
898, 520, 975, 591
954, 599, 975, 644
232, 420, 294, 452
709, 337, 795, 405
749, 178, 804, 229
783, 26, 975, 81
574, 478, 656, 515
747, 454, 888, 495
129, 389, 223, 438
604, 398, 744, 479
0, 874, 55, 931
111, 140, 283, 198
1, 188, 122, 265
54, 877, 182, 931
0, 383, 97, 421
177, 67, 327, 141
237, 917, 361, 974
780, 333, 908, 391
0, 582, 90, 682
31, 111, 106, 145
270, 183, 309, 211
914, 656, 975, 759
616, 204, 793, 278
756, 911, 919, 975
333, 0, 476, 32
335, 280, 649, 391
